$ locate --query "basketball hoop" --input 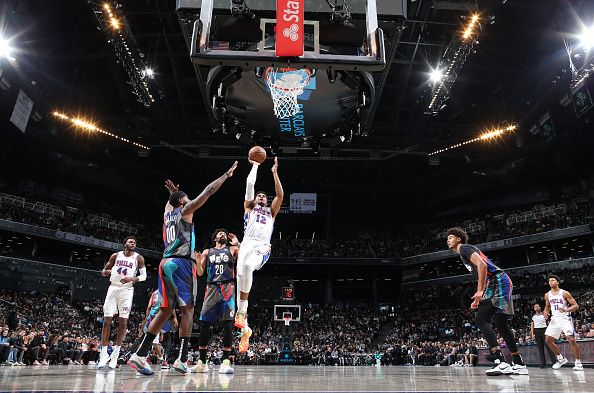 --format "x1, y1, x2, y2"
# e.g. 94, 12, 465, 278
283, 312, 293, 326
265, 67, 311, 119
